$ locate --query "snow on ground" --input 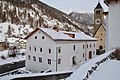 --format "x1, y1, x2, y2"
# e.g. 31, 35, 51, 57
67, 49, 115, 80
88, 60, 120, 80
0, 49, 25, 65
